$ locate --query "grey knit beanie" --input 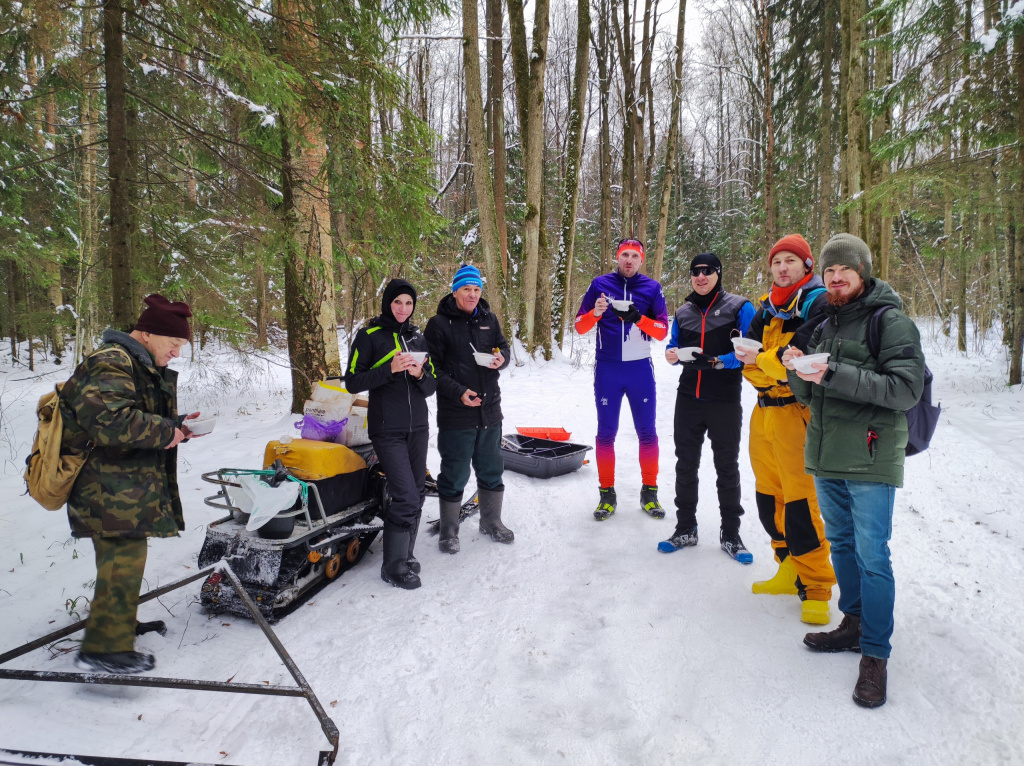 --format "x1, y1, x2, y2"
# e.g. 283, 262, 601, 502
820, 233, 872, 283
